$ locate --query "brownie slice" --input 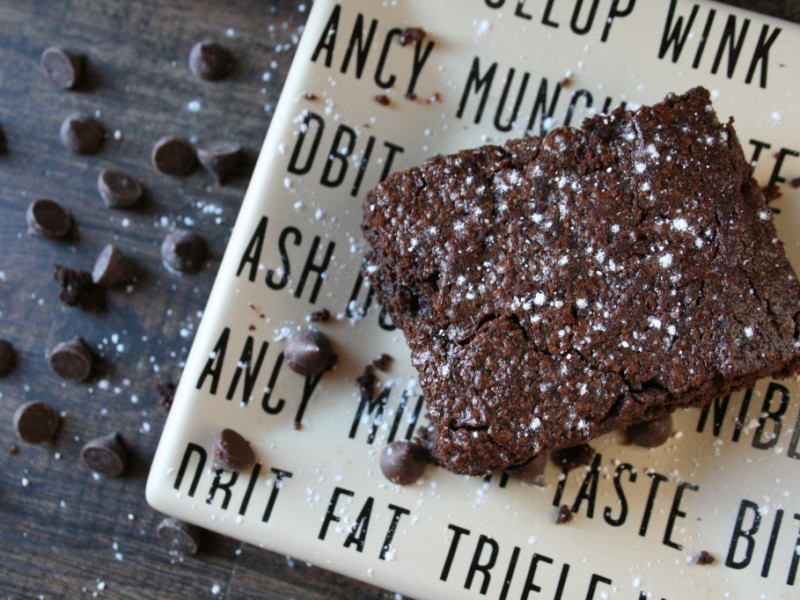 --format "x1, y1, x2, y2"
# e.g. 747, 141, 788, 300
362, 87, 800, 476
